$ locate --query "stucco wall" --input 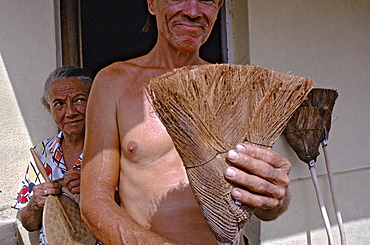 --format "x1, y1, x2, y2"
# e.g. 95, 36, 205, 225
230, 0, 369, 244
0, 0, 58, 243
